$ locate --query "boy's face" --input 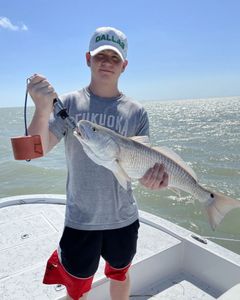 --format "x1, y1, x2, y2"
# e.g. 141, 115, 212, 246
86, 50, 128, 84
